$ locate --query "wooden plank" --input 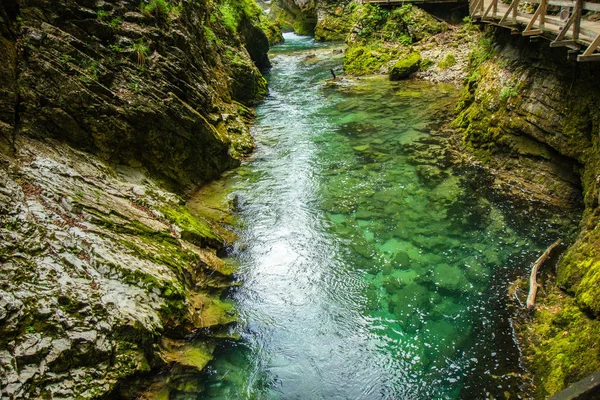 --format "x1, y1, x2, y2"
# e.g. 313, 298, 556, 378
552, 11, 576, 42
581, 33, 600, 56
548, 371, 600, 400
512, 0, 600, 11
549, 40, 581, 49
522, 0, 547, 35
499, 0, 517, 23
482, 0, 497, 19
576, 54, 600, 61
